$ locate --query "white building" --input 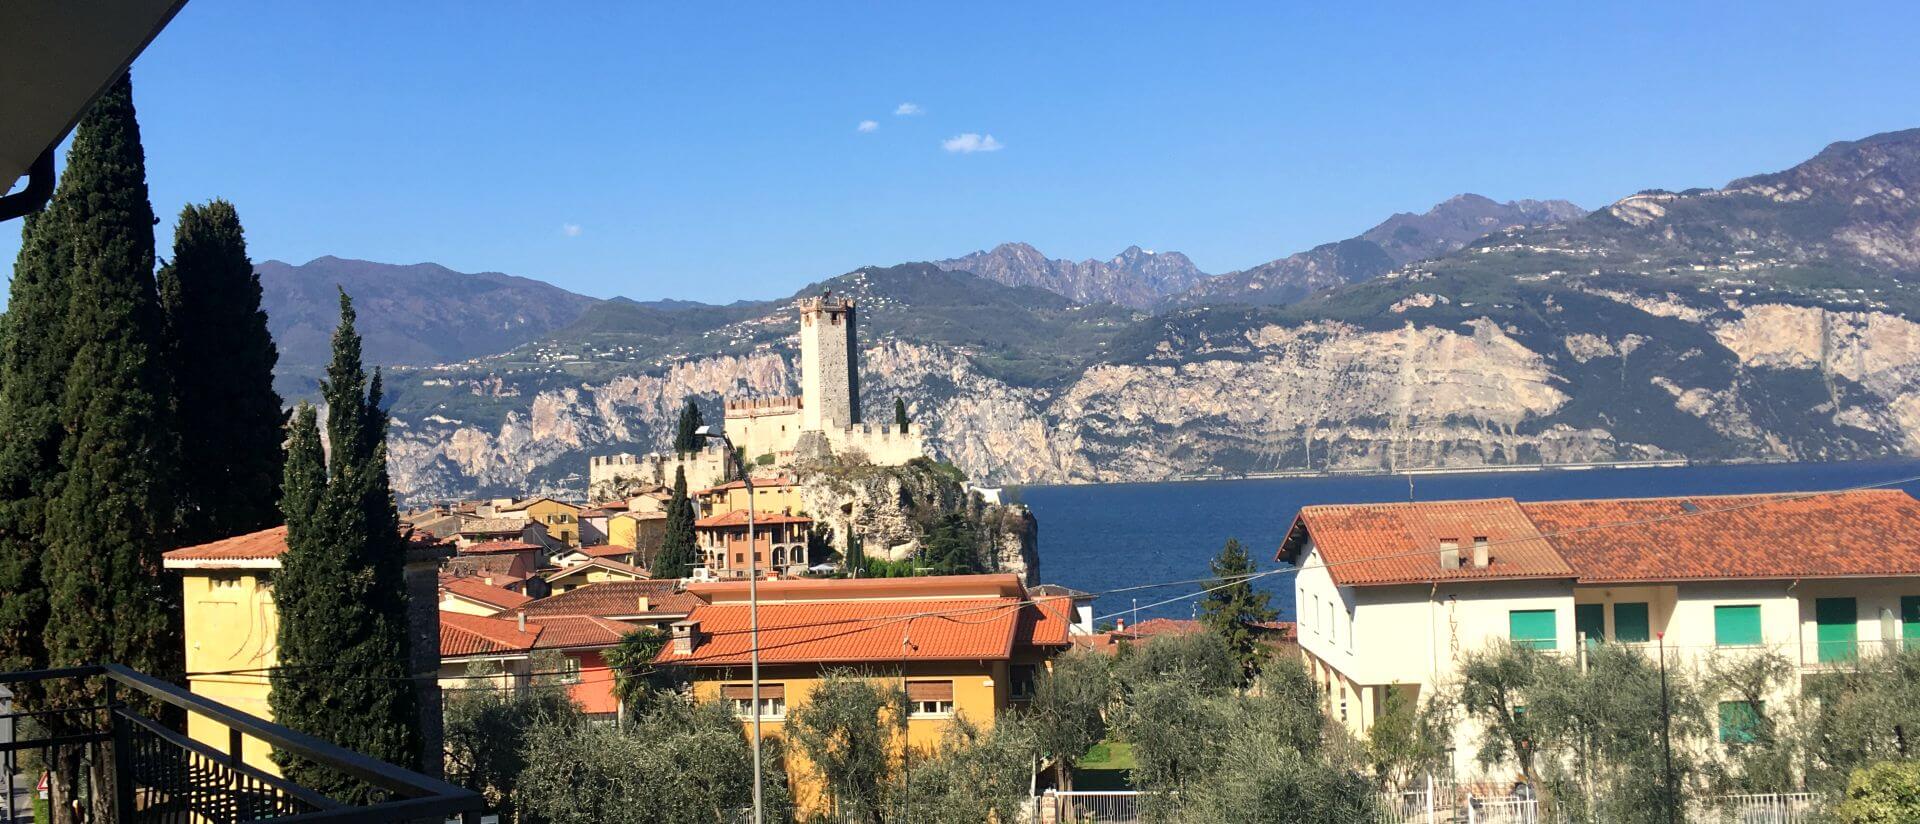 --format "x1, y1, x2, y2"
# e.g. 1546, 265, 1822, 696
1279, 490, 1920, 780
